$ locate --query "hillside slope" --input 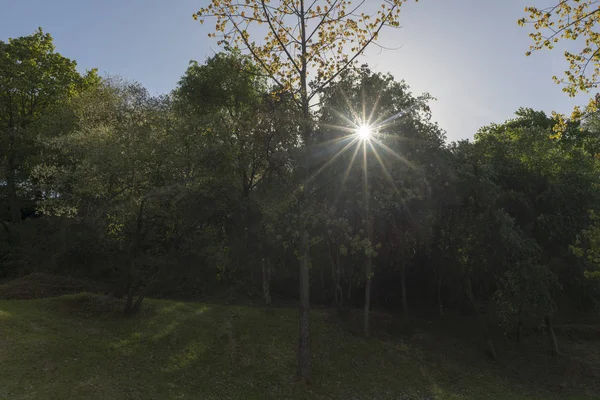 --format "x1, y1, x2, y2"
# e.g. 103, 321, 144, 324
0, 294, 597, 399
